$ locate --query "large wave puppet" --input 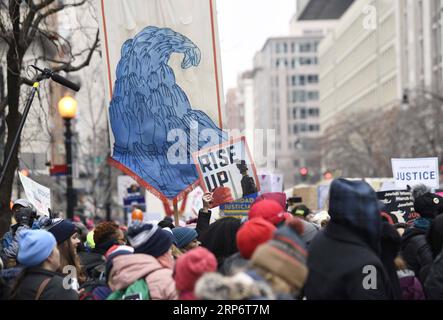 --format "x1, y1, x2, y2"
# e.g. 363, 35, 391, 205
109, 26, 226, 199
